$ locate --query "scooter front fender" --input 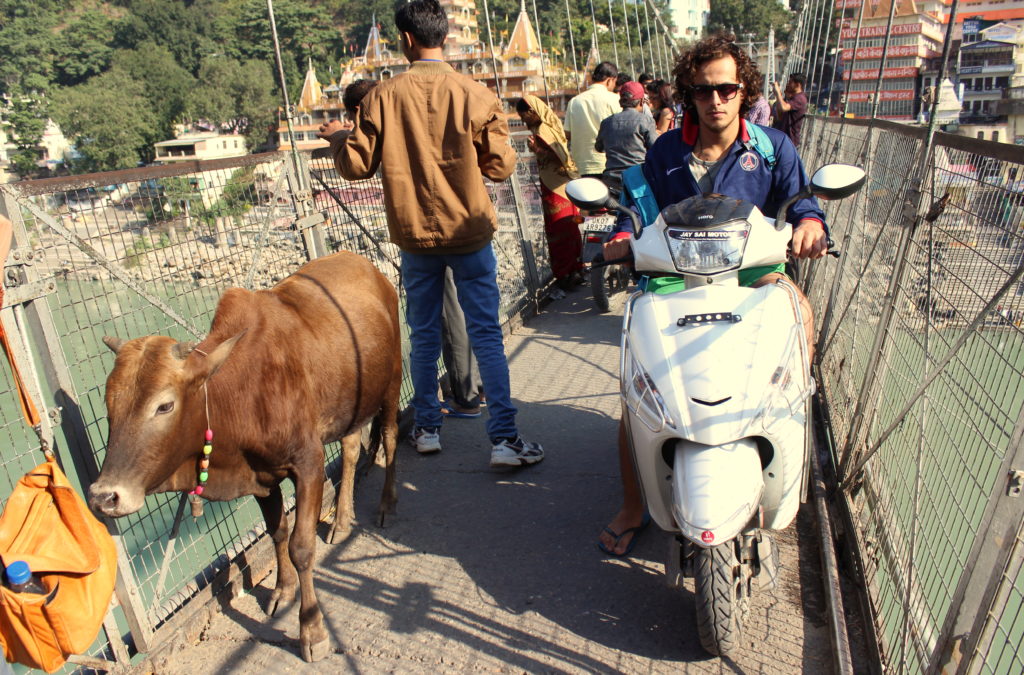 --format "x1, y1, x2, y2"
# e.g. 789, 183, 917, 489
672, 438, 763, 547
